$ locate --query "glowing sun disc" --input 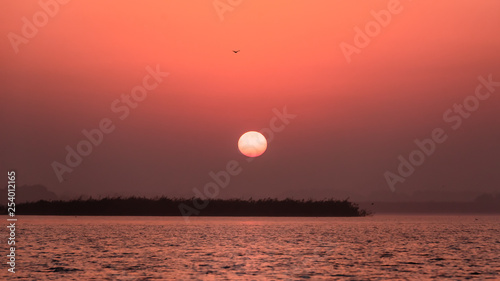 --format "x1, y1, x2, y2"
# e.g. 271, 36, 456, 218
238, 131, 267, 157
